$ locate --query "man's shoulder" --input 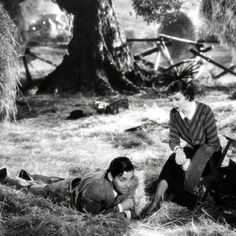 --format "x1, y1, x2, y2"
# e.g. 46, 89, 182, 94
79, 171, 111, 197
